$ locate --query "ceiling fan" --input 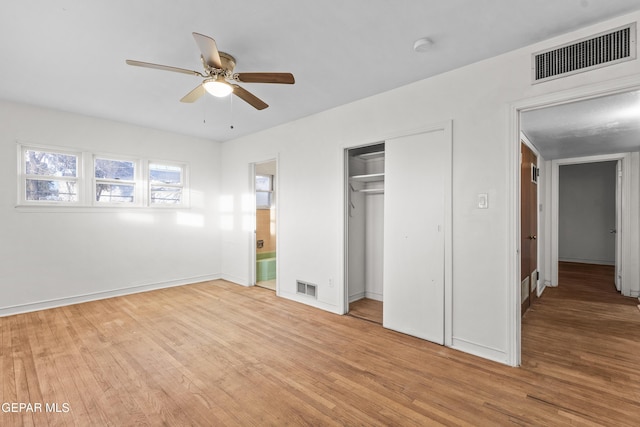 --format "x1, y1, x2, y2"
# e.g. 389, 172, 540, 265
126, 32, 295, 110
